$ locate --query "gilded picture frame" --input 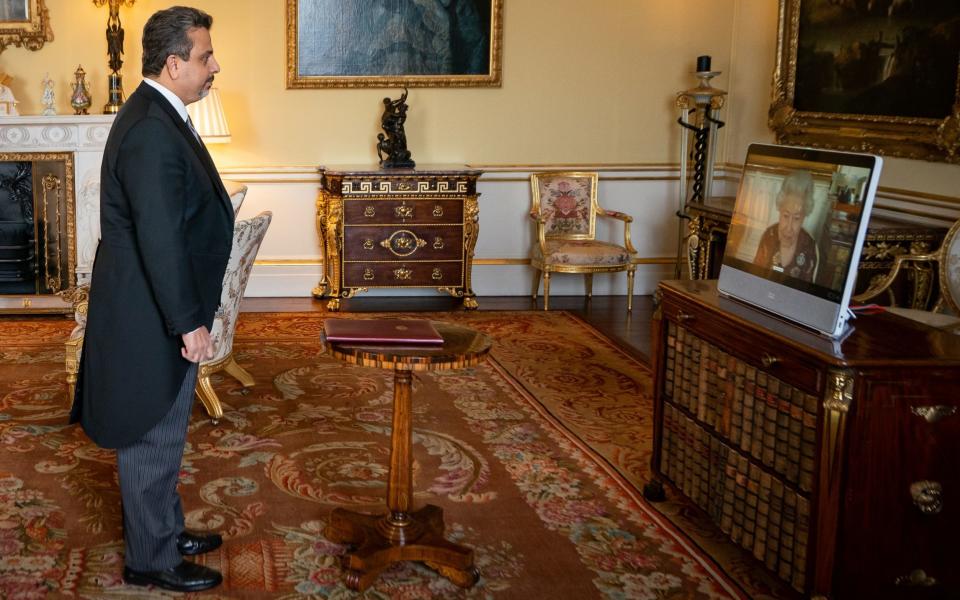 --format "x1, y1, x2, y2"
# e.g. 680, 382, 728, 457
769, 0, 960, 163
286, 0, 502, 89
0, 0, 53, 52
